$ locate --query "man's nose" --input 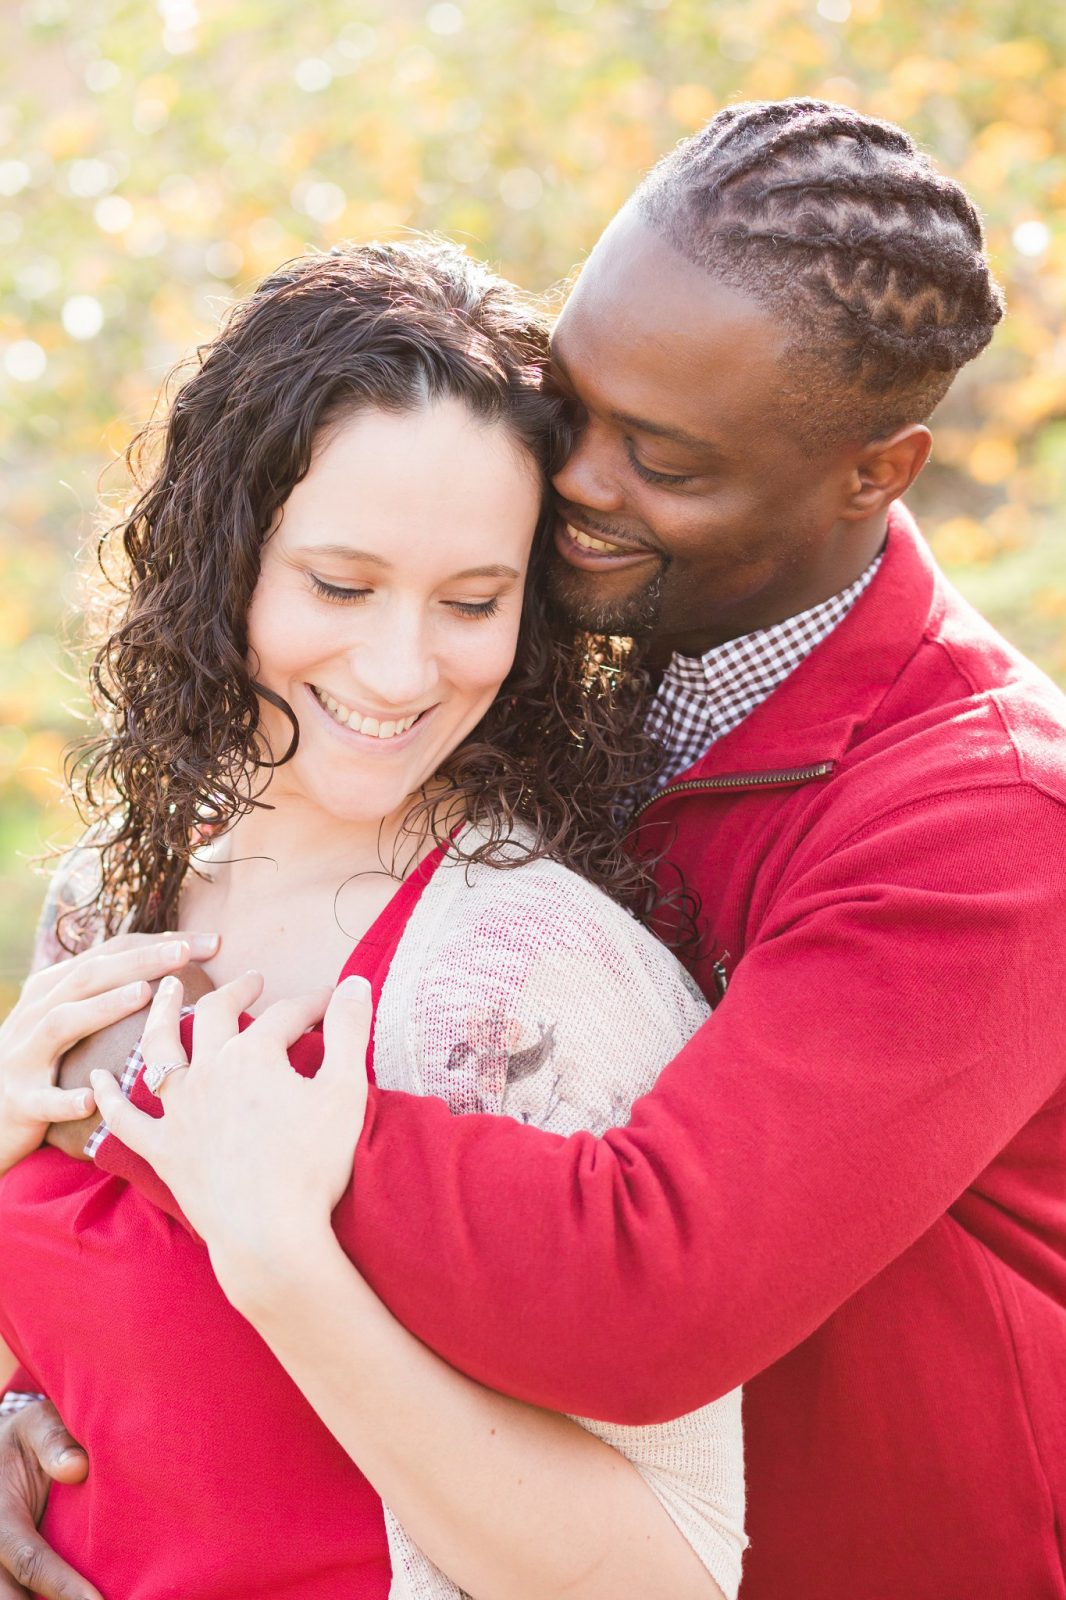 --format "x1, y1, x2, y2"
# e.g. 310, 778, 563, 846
552, 418, 625, 514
